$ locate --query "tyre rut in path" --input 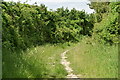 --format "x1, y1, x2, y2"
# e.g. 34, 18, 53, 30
61, 50, 78, 78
